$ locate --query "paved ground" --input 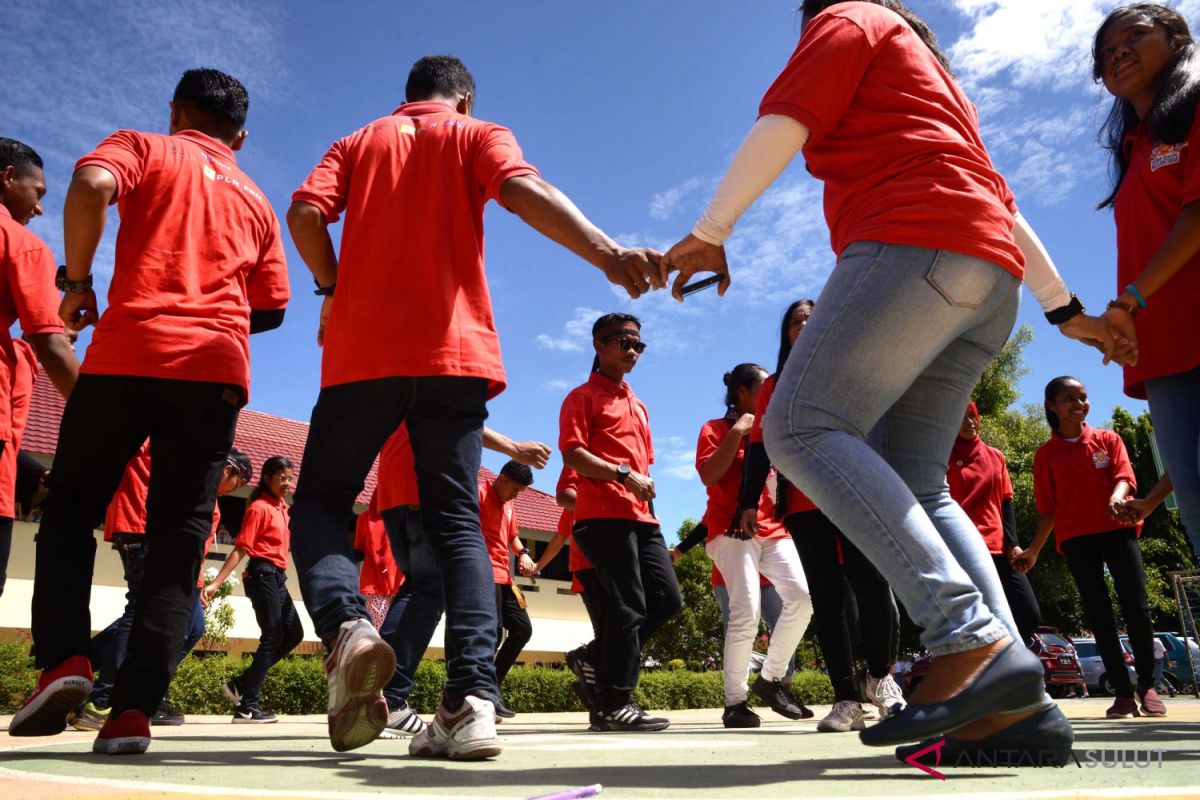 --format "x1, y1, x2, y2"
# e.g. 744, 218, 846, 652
2, 698, 1200, 800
